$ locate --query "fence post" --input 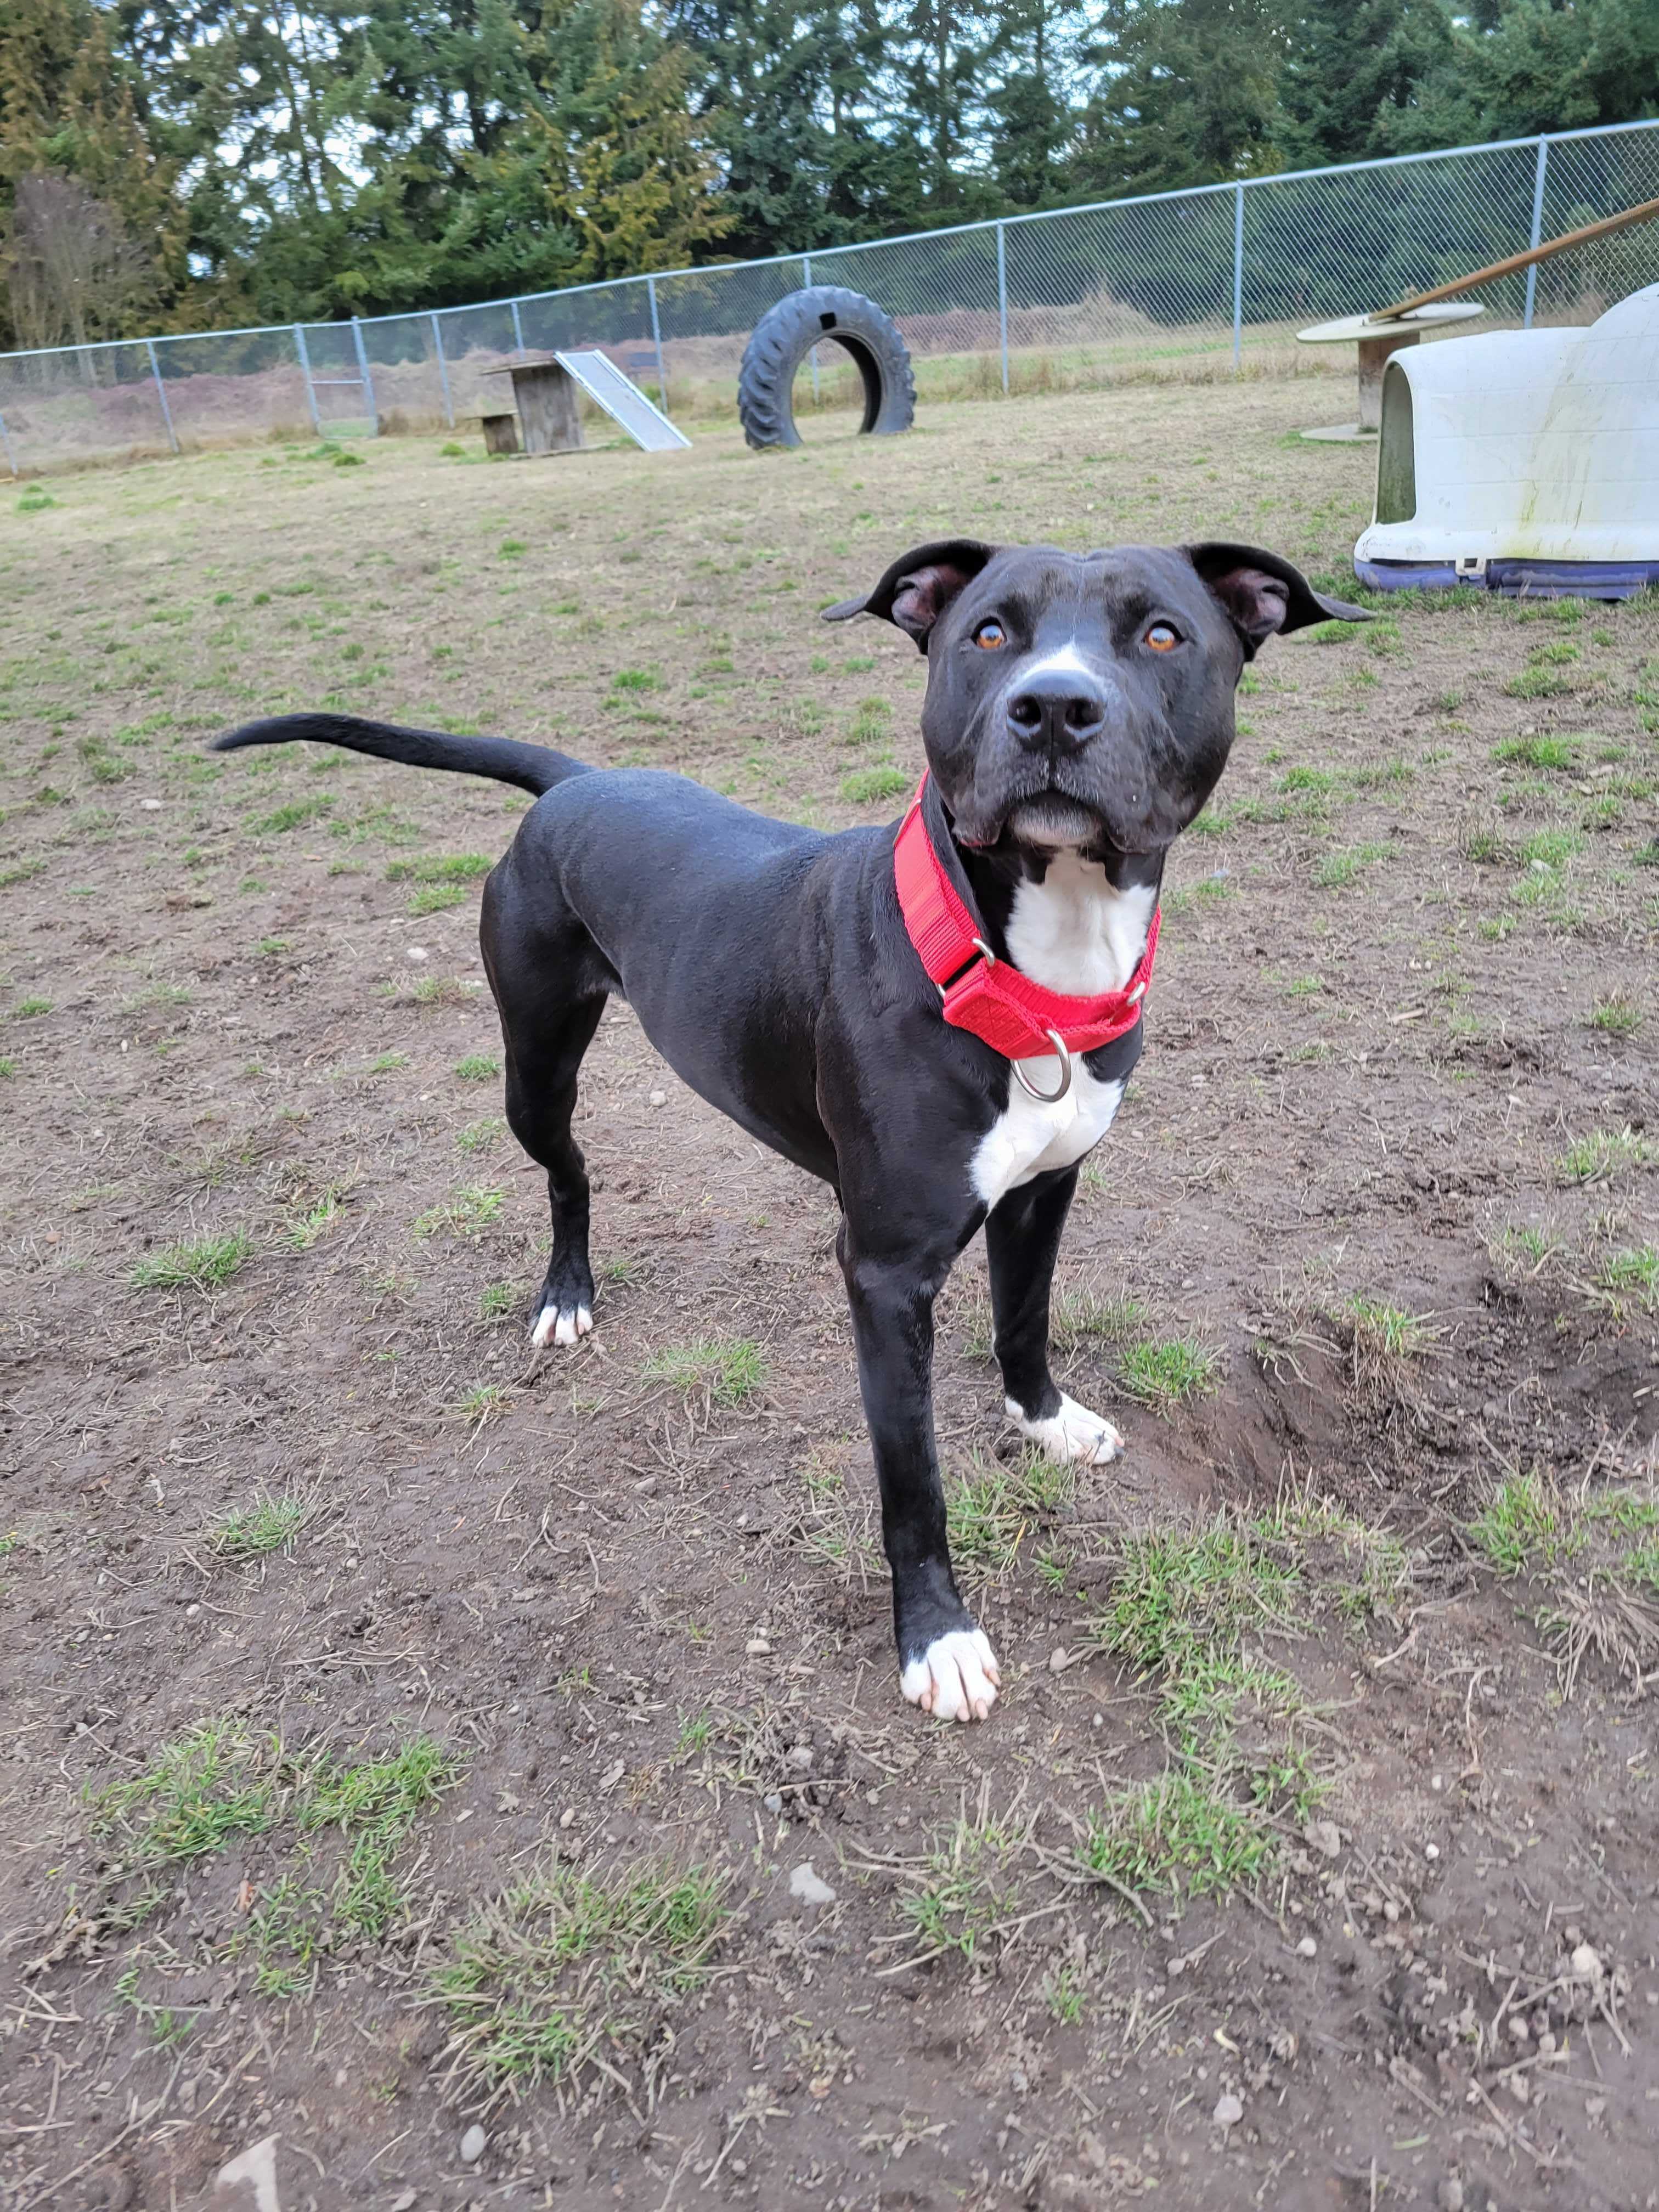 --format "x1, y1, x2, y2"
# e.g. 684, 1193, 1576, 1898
145, 337, 180, 453
350, 317, 379, 433
1232, 184, 1245, 371
646, 274, 669, 416
0, 407, 16, 476
293, 325, 322, 434
431, 312, 454, 428
801, 253, 820, 405
1524, 137, 1549, 329
996, 223, 1010, 393
510, 299, 526, 357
